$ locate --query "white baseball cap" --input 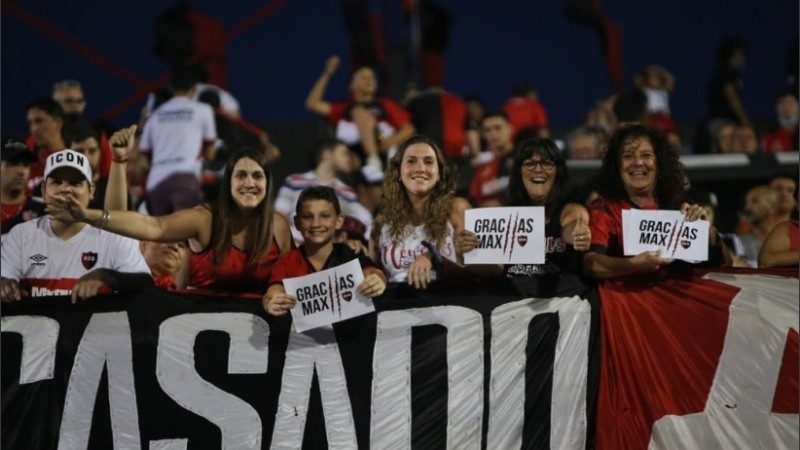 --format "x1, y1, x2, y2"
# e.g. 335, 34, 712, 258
44, 149, 93, 183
